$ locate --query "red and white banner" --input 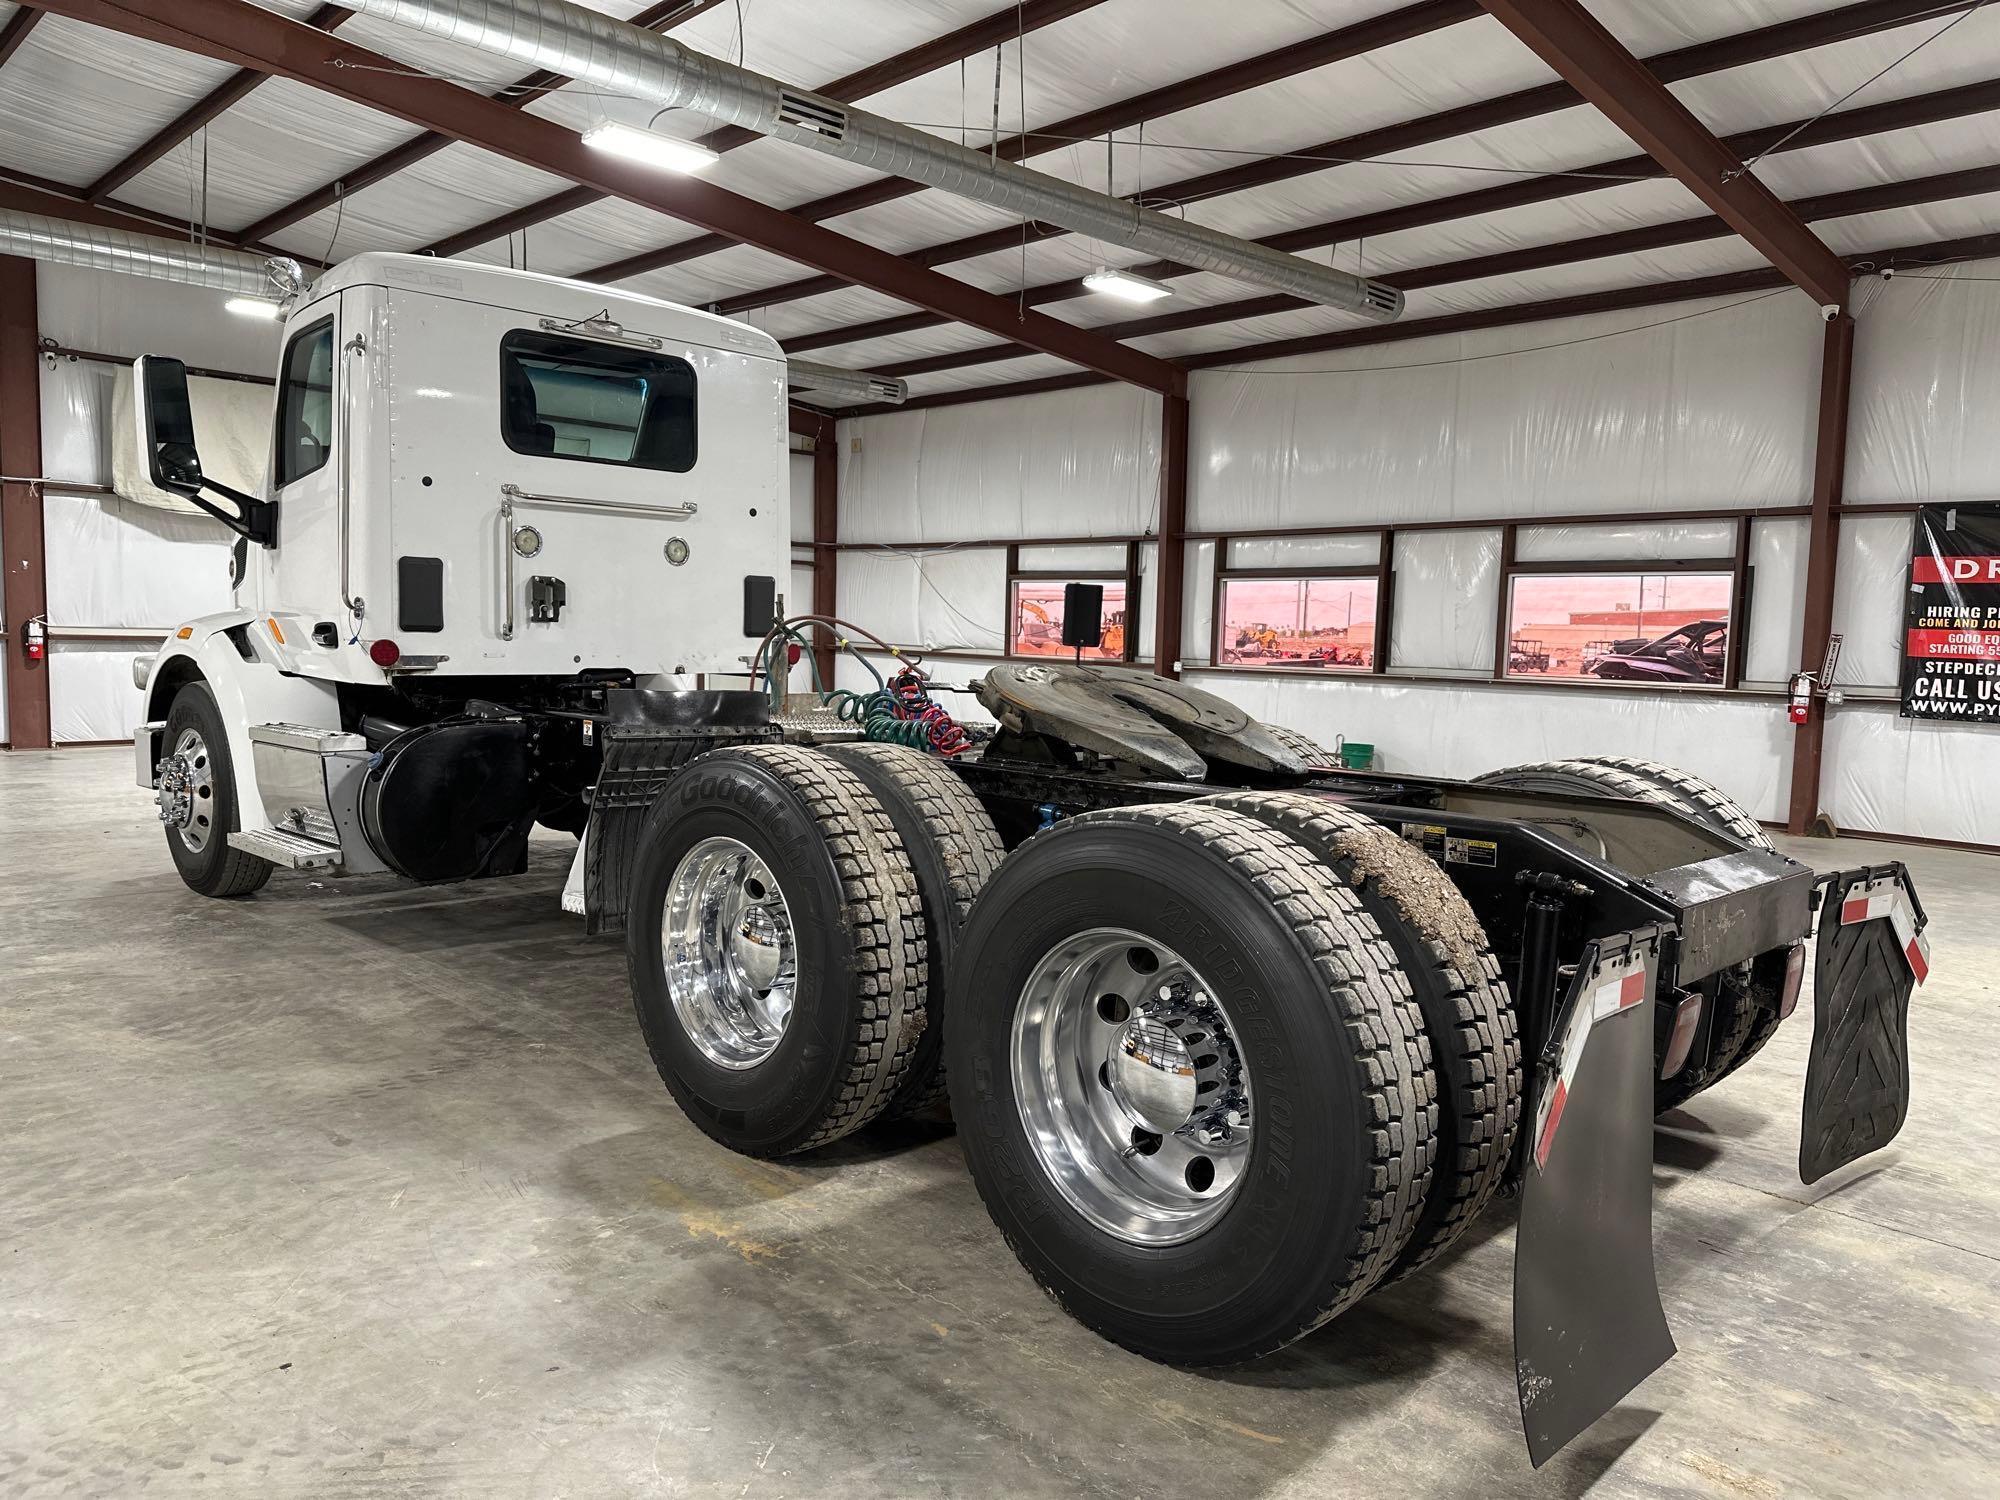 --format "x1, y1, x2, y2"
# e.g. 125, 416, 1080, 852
1533, 950, 1651, 1170
1839, 875, 1930, 984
